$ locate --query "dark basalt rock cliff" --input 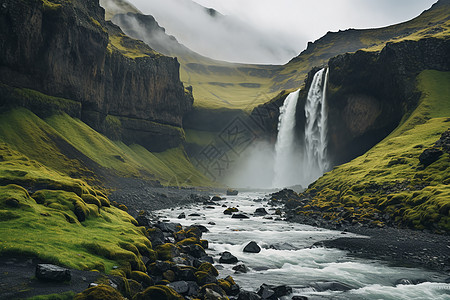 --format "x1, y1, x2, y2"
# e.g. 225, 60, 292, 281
253, 37, 450, 167
322, 37, 450, 165
0, 0, 193, 151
